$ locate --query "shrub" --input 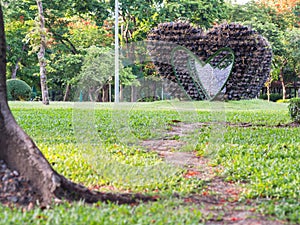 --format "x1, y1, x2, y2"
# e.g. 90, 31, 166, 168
6, 79, 32, 101
288, 98, 300, 123
137, 96, 161, 102
259, 93, 283, 102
